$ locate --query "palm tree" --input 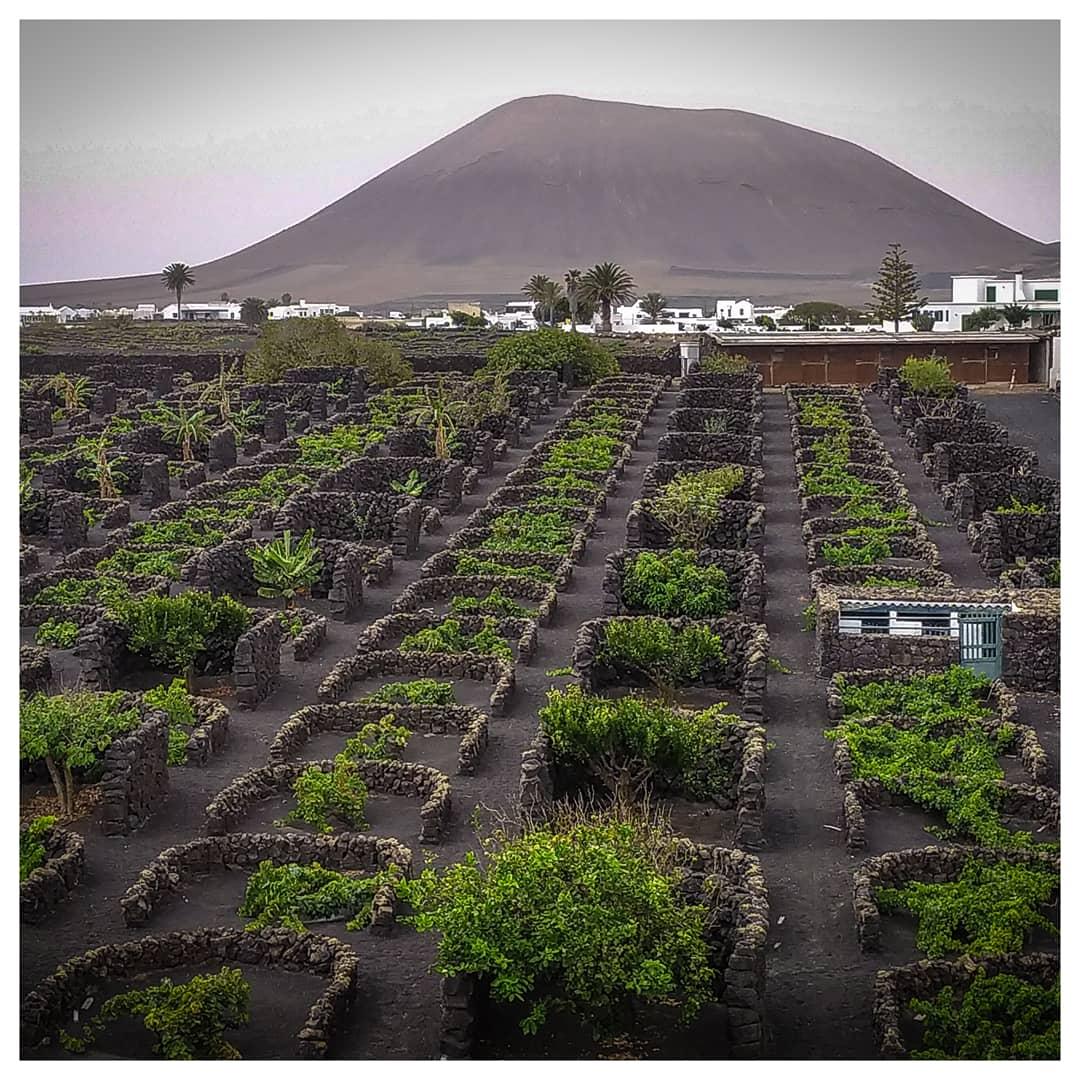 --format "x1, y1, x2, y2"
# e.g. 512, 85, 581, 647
564, 269, 582, 331
240, 297, 269, 328
522, 274, 556, 324
581, 262, 636, 333
161, 262, 196, 323
157, 402, 211, 462
539, 279, 563, 326
1001, 303, 1032, 329
640, 292, 667, 321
